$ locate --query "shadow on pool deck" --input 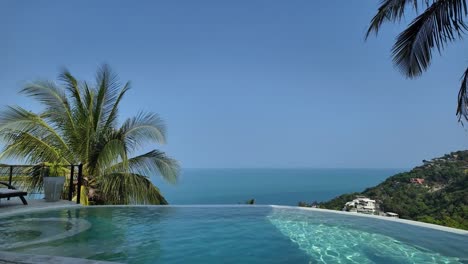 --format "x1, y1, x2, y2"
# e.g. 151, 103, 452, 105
0, 198, 80, 216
